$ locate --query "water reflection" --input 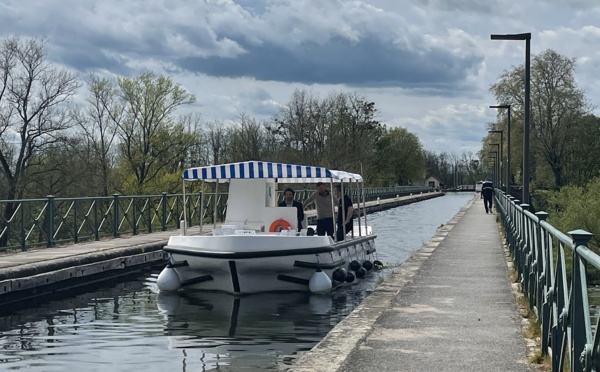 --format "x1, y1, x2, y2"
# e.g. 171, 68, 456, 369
156, 290, 363, 371
0, 277, 369, 371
